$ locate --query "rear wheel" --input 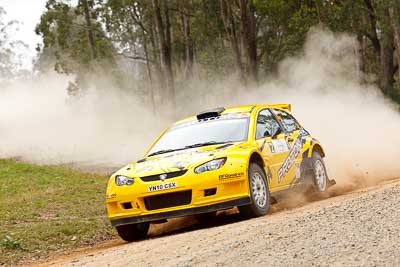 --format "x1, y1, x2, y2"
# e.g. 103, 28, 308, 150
311, 152, 328, 192
115, 222, 150, 242
239, 163, 271, 218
